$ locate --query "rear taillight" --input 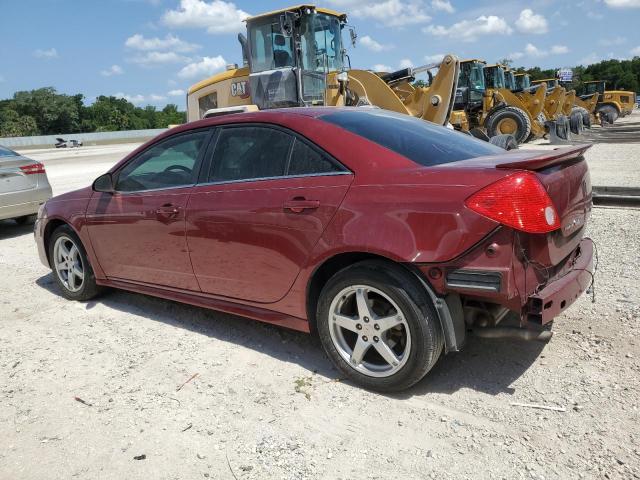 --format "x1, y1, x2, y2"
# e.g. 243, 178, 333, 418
465, 172, 560, 234
19, 163, 46, 175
